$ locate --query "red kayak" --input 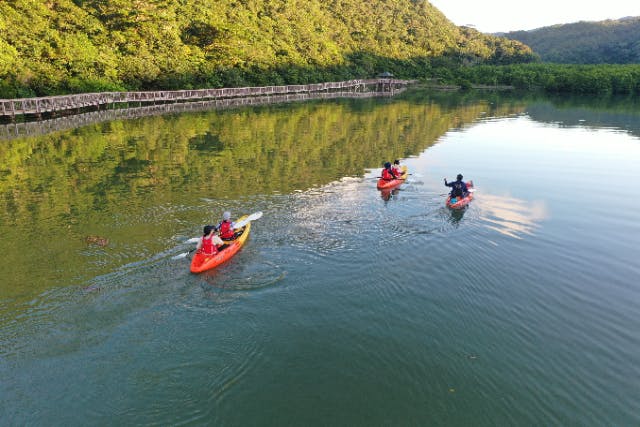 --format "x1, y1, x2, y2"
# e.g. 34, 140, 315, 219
190, 215, 251, 273
446, 180, 474, 209
377, 166, 408, 190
